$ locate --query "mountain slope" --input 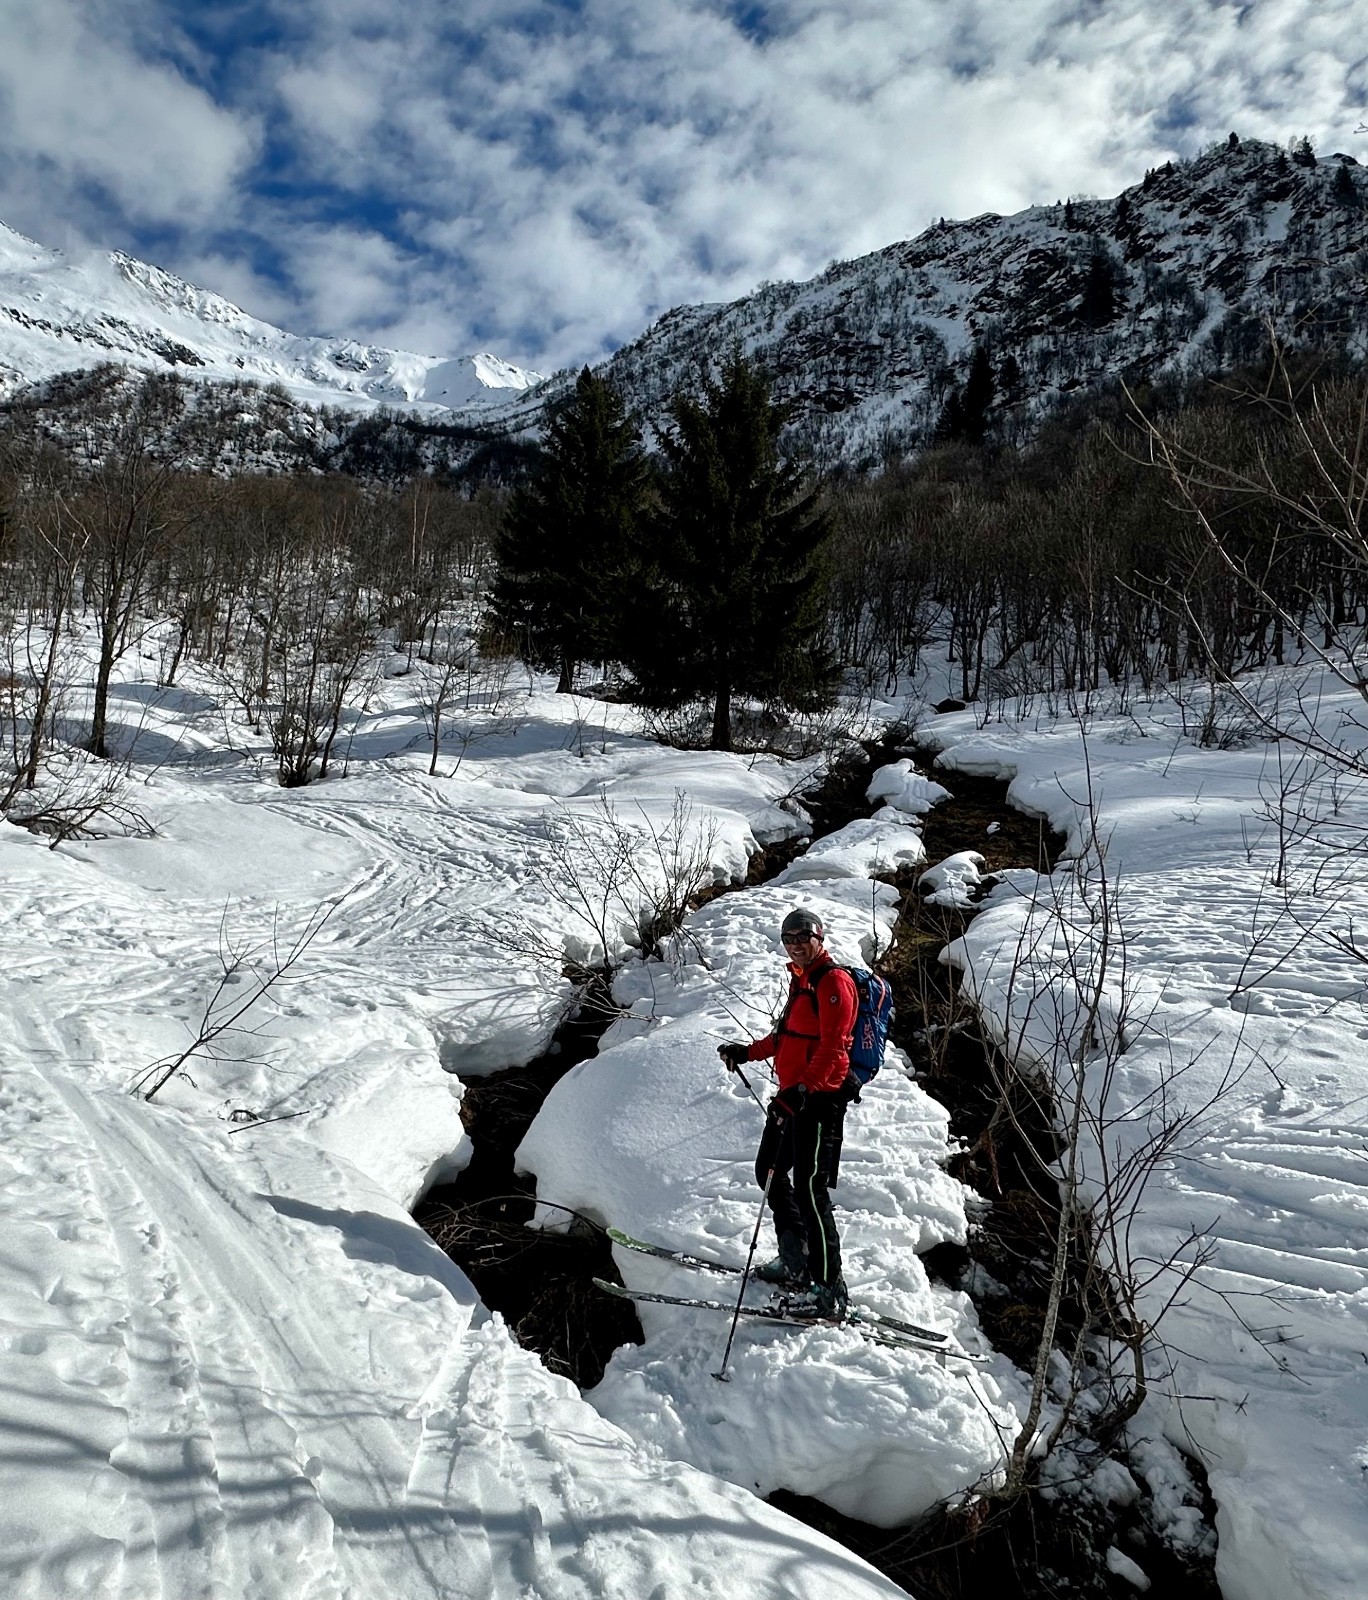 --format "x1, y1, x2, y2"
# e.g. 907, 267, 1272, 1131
0, 222, 545, 414
599, 137, 1368, 466
2, 137, 1364, 476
